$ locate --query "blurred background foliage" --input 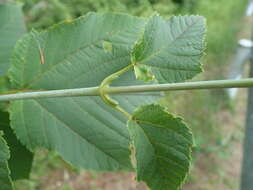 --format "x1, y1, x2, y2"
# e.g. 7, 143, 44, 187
11, 0, 249, 189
